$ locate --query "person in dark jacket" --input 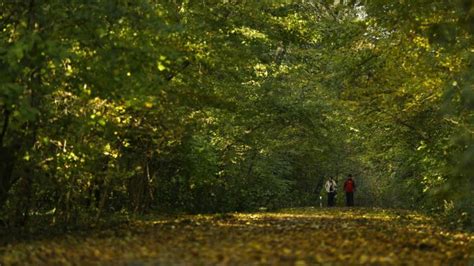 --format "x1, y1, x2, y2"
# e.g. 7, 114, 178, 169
343, 174, 356, 207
